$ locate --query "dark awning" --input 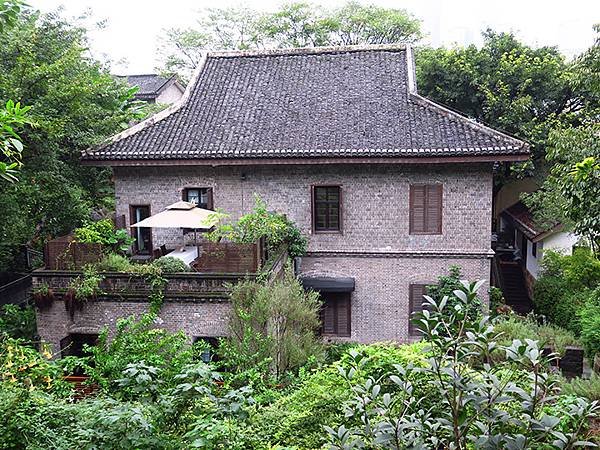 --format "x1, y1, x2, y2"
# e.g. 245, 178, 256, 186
301, 277, 355, 293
